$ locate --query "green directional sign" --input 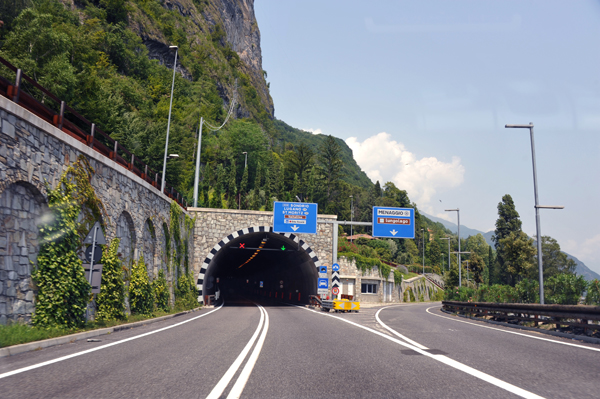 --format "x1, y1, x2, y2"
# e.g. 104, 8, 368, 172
281, 245, 286, 251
